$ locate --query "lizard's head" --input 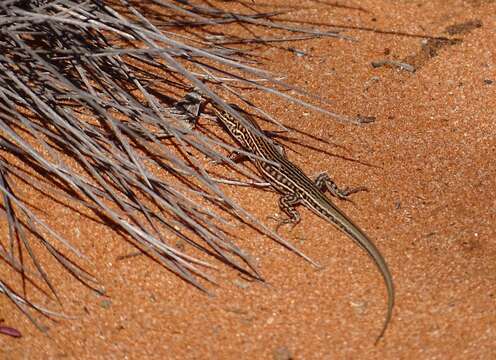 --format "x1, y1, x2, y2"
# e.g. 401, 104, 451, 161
211, 103, 248, 140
